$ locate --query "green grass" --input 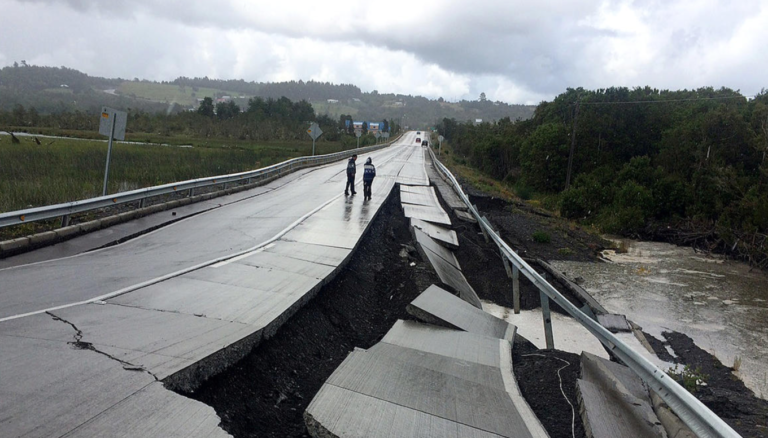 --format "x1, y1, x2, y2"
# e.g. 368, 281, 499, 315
0, 134, 347, 213
310, 101, 358, 118
116, 82, 246, 106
